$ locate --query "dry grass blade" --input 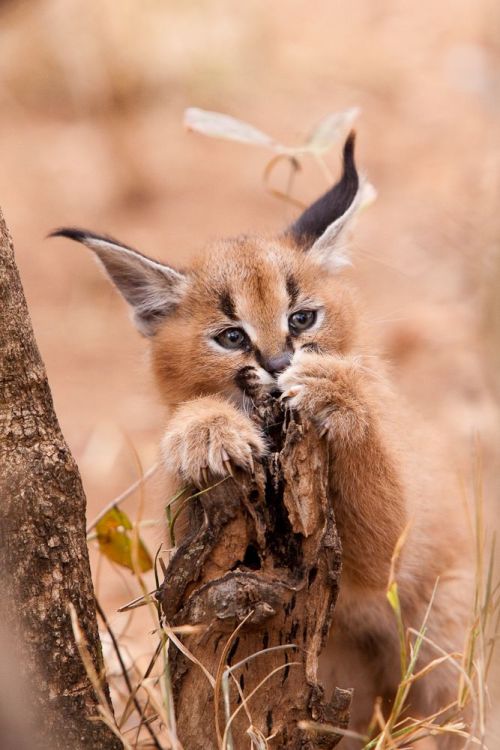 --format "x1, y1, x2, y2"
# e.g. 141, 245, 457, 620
229, 671, 254, 733
387, 521, 413, 592
402, 652, 462, 686
87, 462, 159, 535
69, 603, 133, 750
118, 588, 162, 613
140, 678, 184, 750
407, 628, 474, 689
151, 625, 206, 637
118, 639, 165, 730
363, 580, 440, 749
298, 720, 367, 742
246, 724, 268, 750
95, 597, 164, 749
373, 699, 398, 750
221, 645, 300, 750
221, 661, 301, 750
224, 643, 299, 675
163, 625, 216, 688
167, 477, 228, 545
214, 611, 255, 747
122, 444, 182, 747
